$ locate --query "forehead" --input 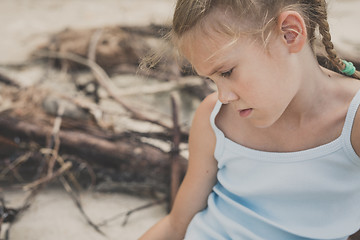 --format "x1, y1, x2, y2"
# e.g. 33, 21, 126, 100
176, 8, 263, 75
181, 32, 229, 60
179, 29, 246, 76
